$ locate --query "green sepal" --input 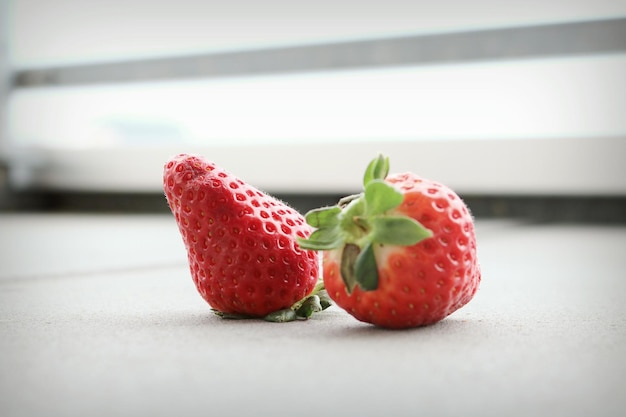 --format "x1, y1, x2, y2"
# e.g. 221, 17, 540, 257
211, 309, 255, 320
371, 216, 433, 246
304, 206, 341, 228
298, 206, 344, 250
295, 295, 323, 318
264, 309, 298, 323
363, 154, 390, 186
354, 242, 379, 291
297, 227, 343, 251
364, 180, 403, 215
289, 280, 332, 318
317, 289, 333, 310
340, 244, 360, 294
